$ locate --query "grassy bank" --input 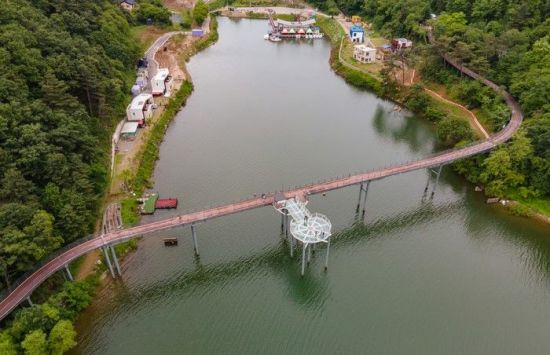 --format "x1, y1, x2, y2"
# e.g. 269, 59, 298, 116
317, 17, 383, 96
